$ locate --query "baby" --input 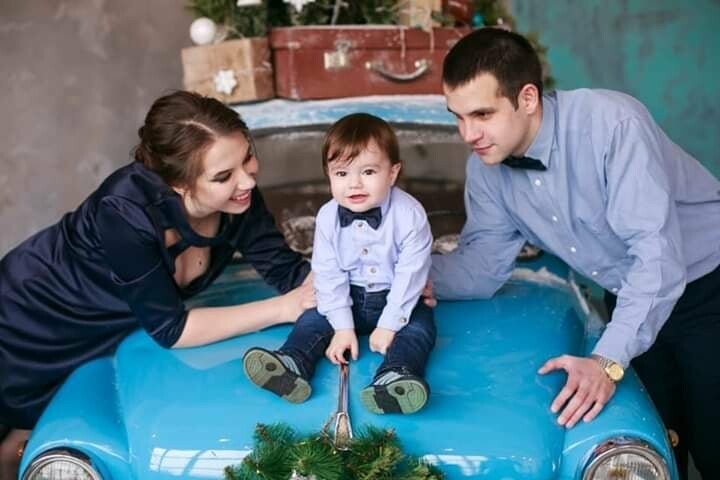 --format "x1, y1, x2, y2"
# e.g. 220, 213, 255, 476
244, 113, 435, 414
